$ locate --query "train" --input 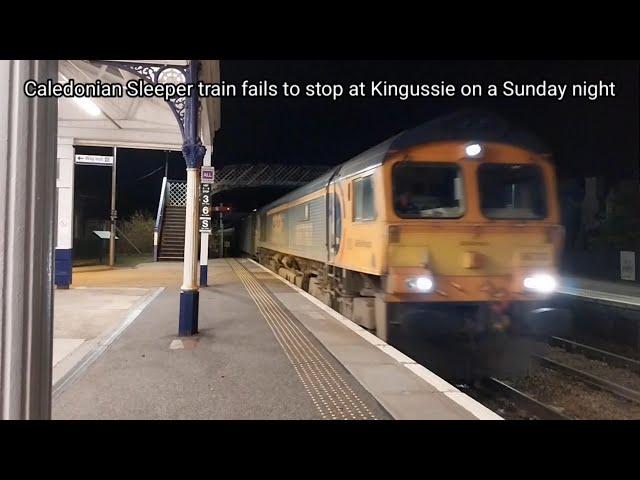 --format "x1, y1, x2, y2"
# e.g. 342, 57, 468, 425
239, 110, 567, 345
